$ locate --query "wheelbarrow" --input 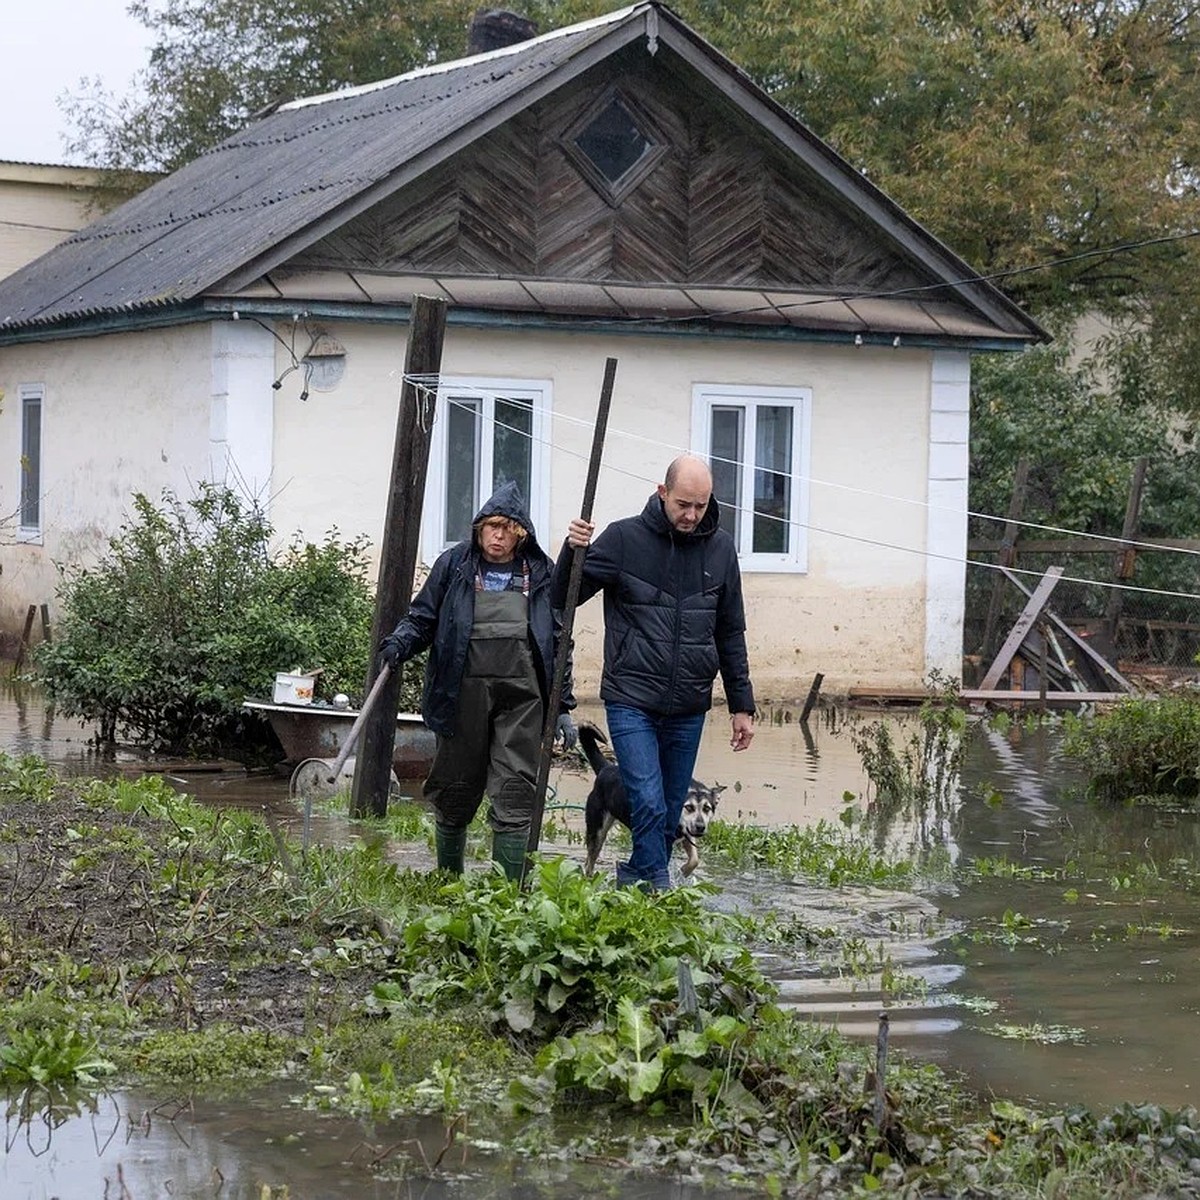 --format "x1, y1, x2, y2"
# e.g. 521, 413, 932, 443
288, 664, 396, 845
